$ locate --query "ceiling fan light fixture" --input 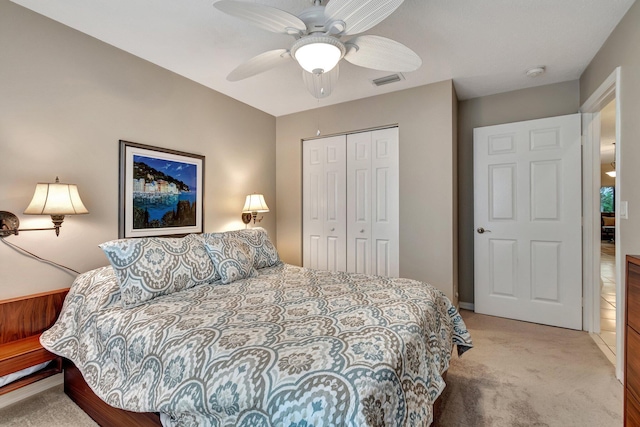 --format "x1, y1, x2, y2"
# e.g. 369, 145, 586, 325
292, 35, 345, 74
